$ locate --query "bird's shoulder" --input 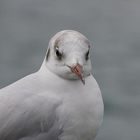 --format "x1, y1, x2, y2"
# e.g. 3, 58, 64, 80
0, 77, 63, 140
